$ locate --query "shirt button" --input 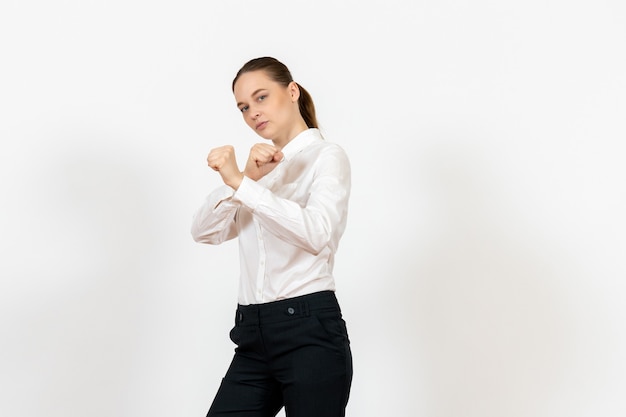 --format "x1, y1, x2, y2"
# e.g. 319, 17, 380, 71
287, 307, 295, 315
